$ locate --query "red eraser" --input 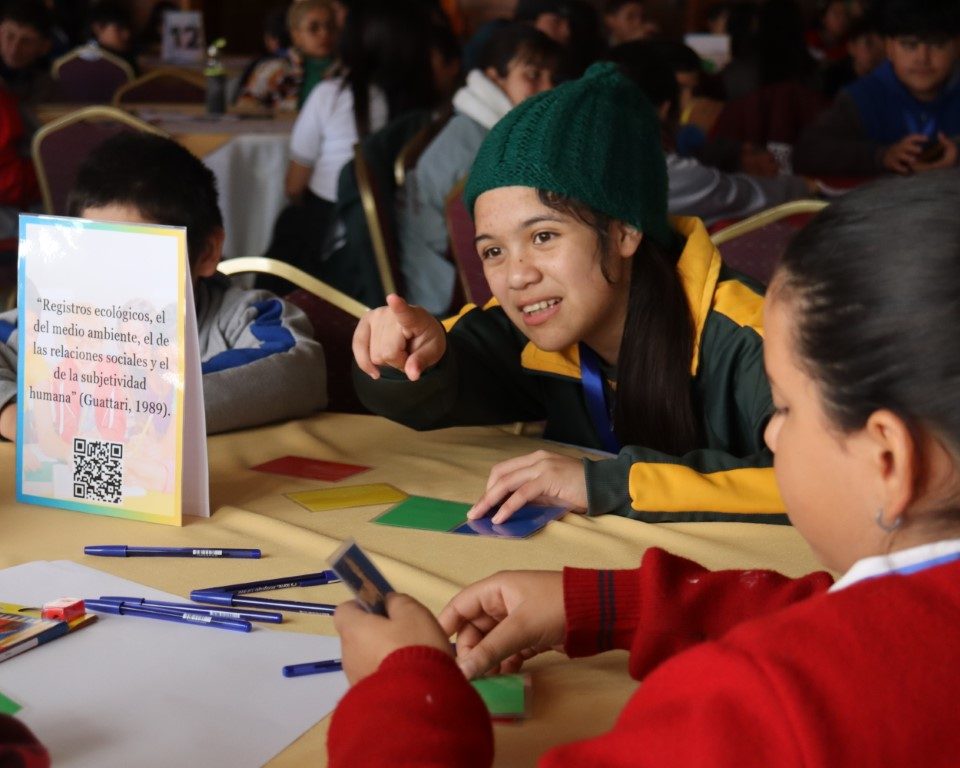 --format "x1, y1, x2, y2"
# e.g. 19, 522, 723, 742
41, 598, 86, 622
